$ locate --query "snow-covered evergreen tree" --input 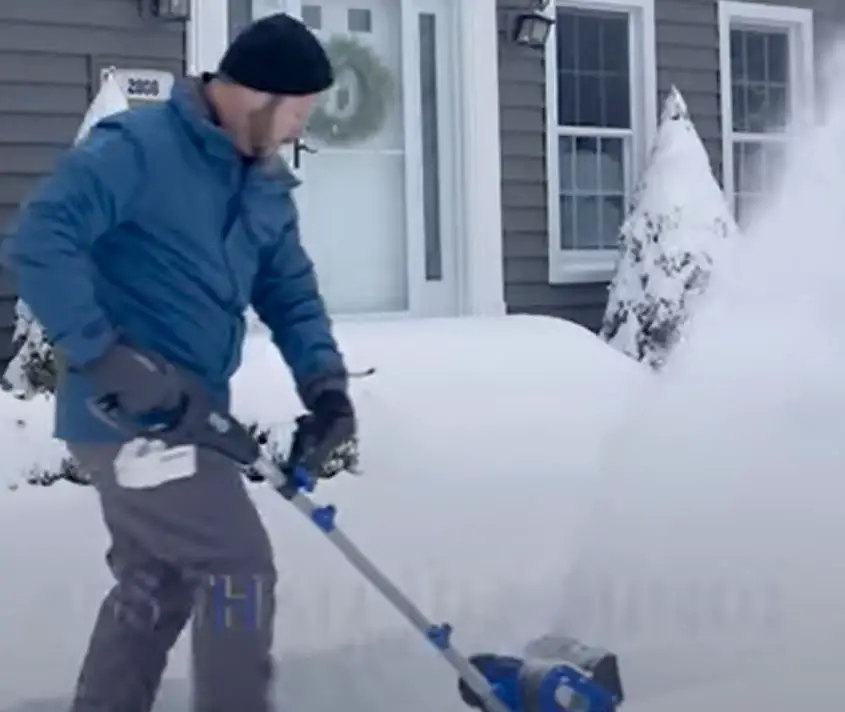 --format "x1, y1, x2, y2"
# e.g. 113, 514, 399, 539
2, 69, 130, 398
600, 86, 739, 369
